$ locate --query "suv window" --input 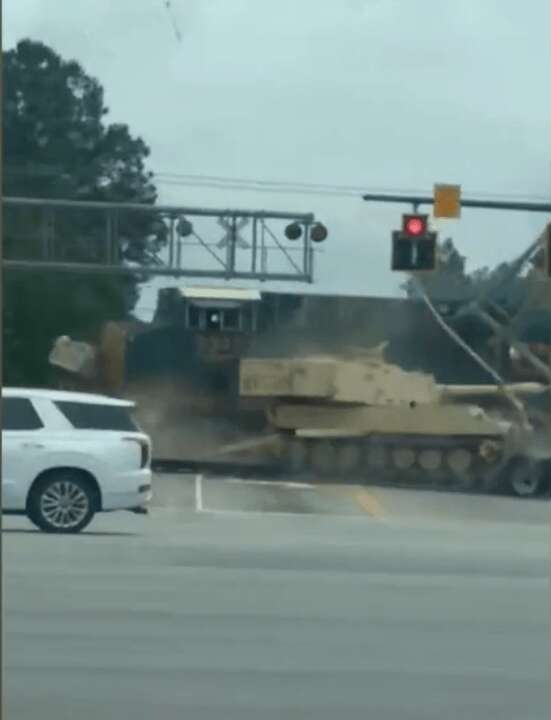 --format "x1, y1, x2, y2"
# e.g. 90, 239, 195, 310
55, 402, 139, 432
3, 398, 44, 431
